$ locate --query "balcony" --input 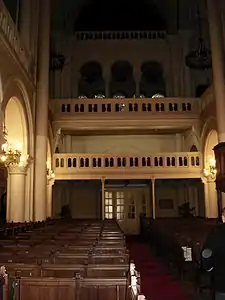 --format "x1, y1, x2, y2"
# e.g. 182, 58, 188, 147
50, 98, 200, 131
53, 152, 202, 180
74, 30, 166, 41
0, 2, 31, 77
